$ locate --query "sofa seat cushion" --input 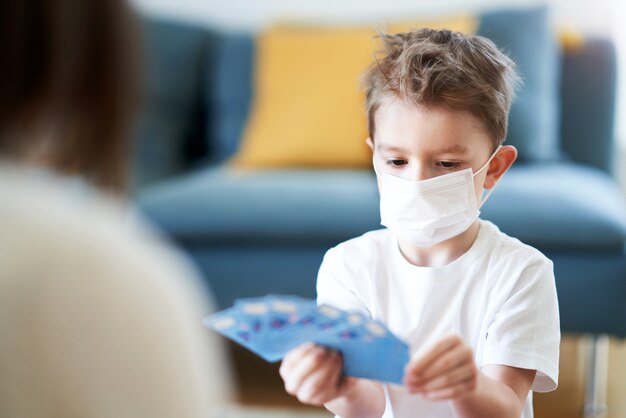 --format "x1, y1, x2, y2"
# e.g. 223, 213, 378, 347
483, 163, 626, 250
549, 250, 626, 337
138, 167, 380, 245
138, 163, 626, 250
